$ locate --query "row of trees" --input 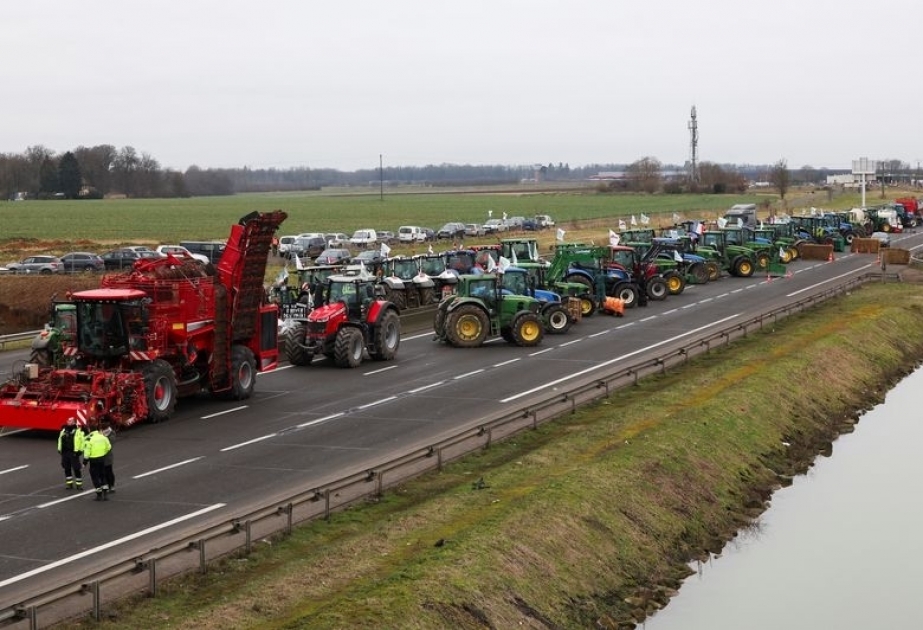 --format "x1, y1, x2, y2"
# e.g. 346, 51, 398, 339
2, 144, 914, 201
